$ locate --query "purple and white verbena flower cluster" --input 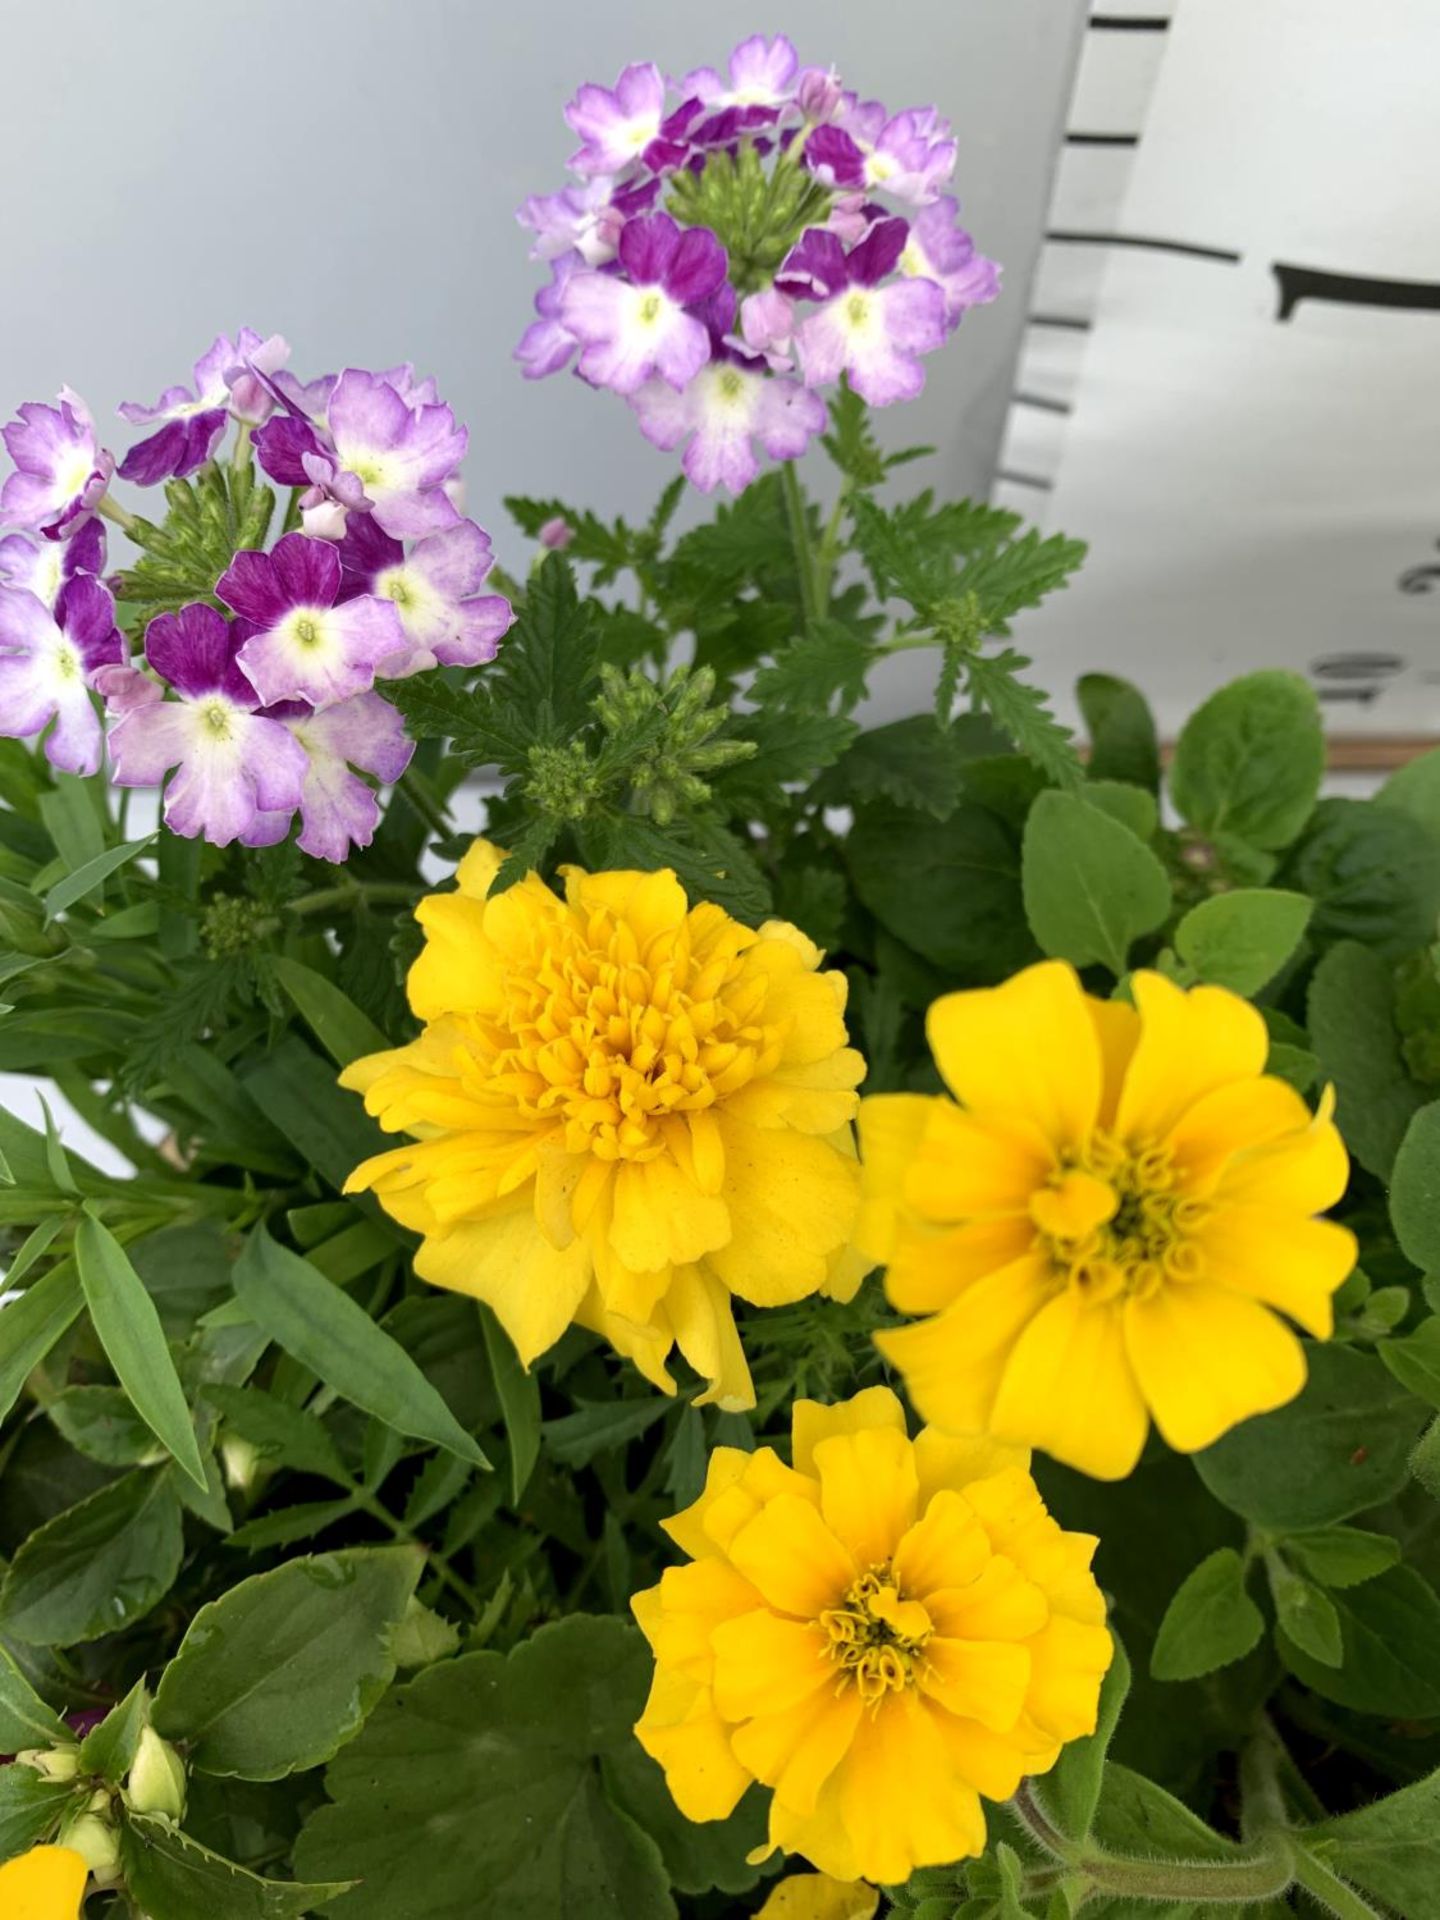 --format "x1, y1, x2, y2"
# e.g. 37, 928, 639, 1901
0, 337, 512, 861
517, 34, 1000, 493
